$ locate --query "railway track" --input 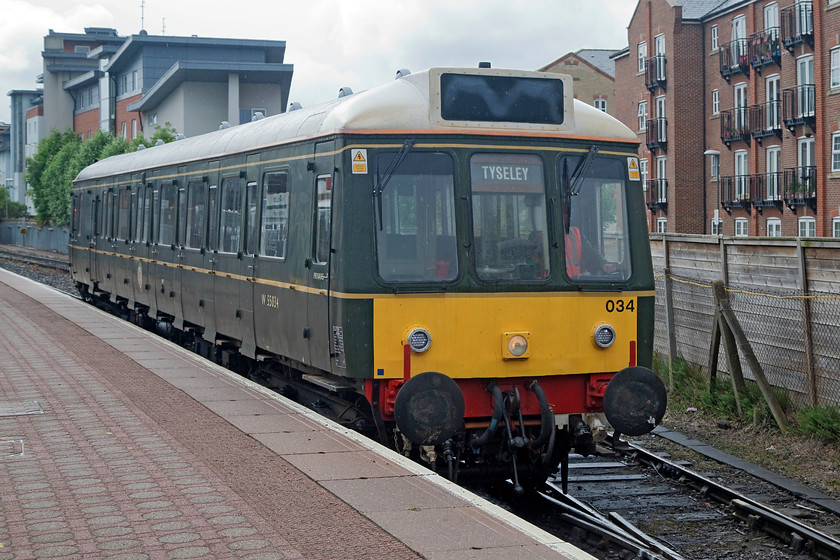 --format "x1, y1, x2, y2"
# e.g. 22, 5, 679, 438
3, 245, 840, 559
